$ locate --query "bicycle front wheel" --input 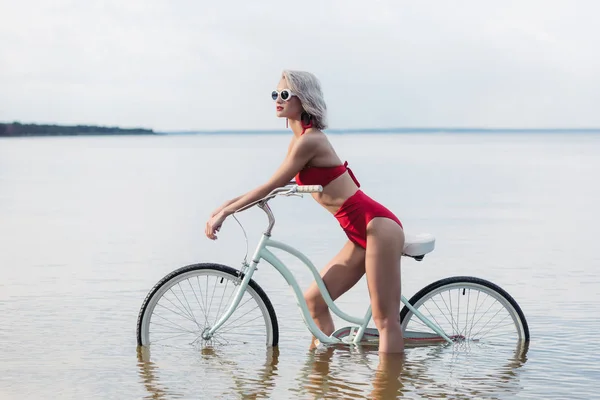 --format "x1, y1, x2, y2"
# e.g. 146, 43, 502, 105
400, 276, 529, 347
137, 263, 279, 350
